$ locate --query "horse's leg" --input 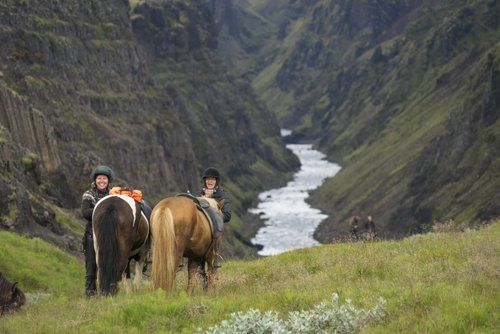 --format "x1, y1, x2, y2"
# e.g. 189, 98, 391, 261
123, 260, 132, 294
198, 260, 209, 291
186, 258, 199, 295
206, 235, 222, 291
134, 254, 146, 291
207, 252, 218, 291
